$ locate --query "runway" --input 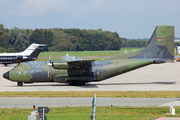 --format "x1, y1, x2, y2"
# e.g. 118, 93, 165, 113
0, 97, 179, 108
0, 62, 179, 91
